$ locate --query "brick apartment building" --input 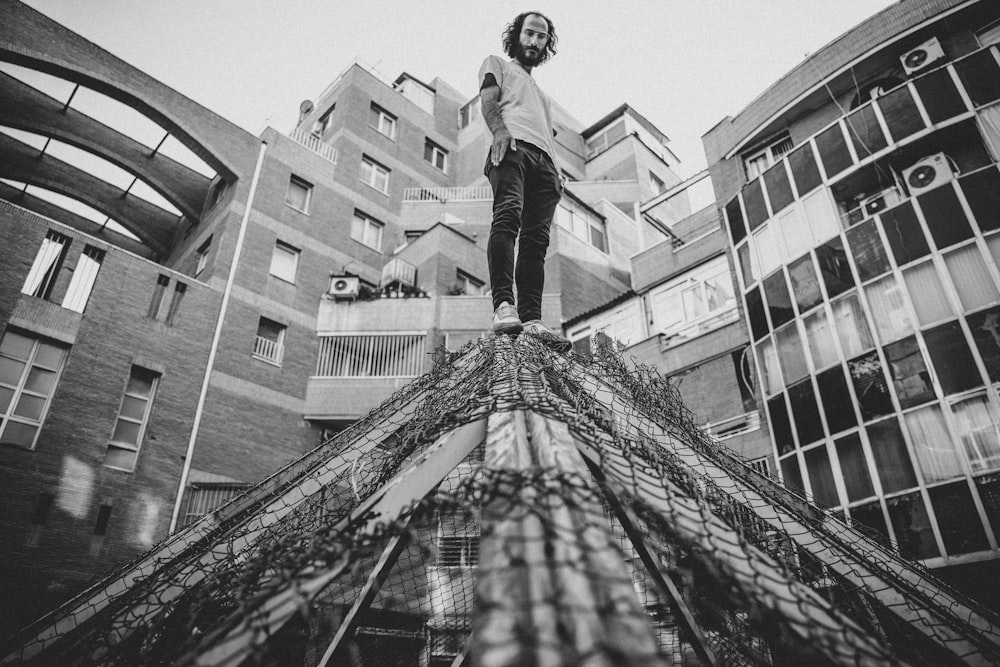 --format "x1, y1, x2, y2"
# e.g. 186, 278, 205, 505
0, 1, 682, 631
569, 0, 1000, 602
